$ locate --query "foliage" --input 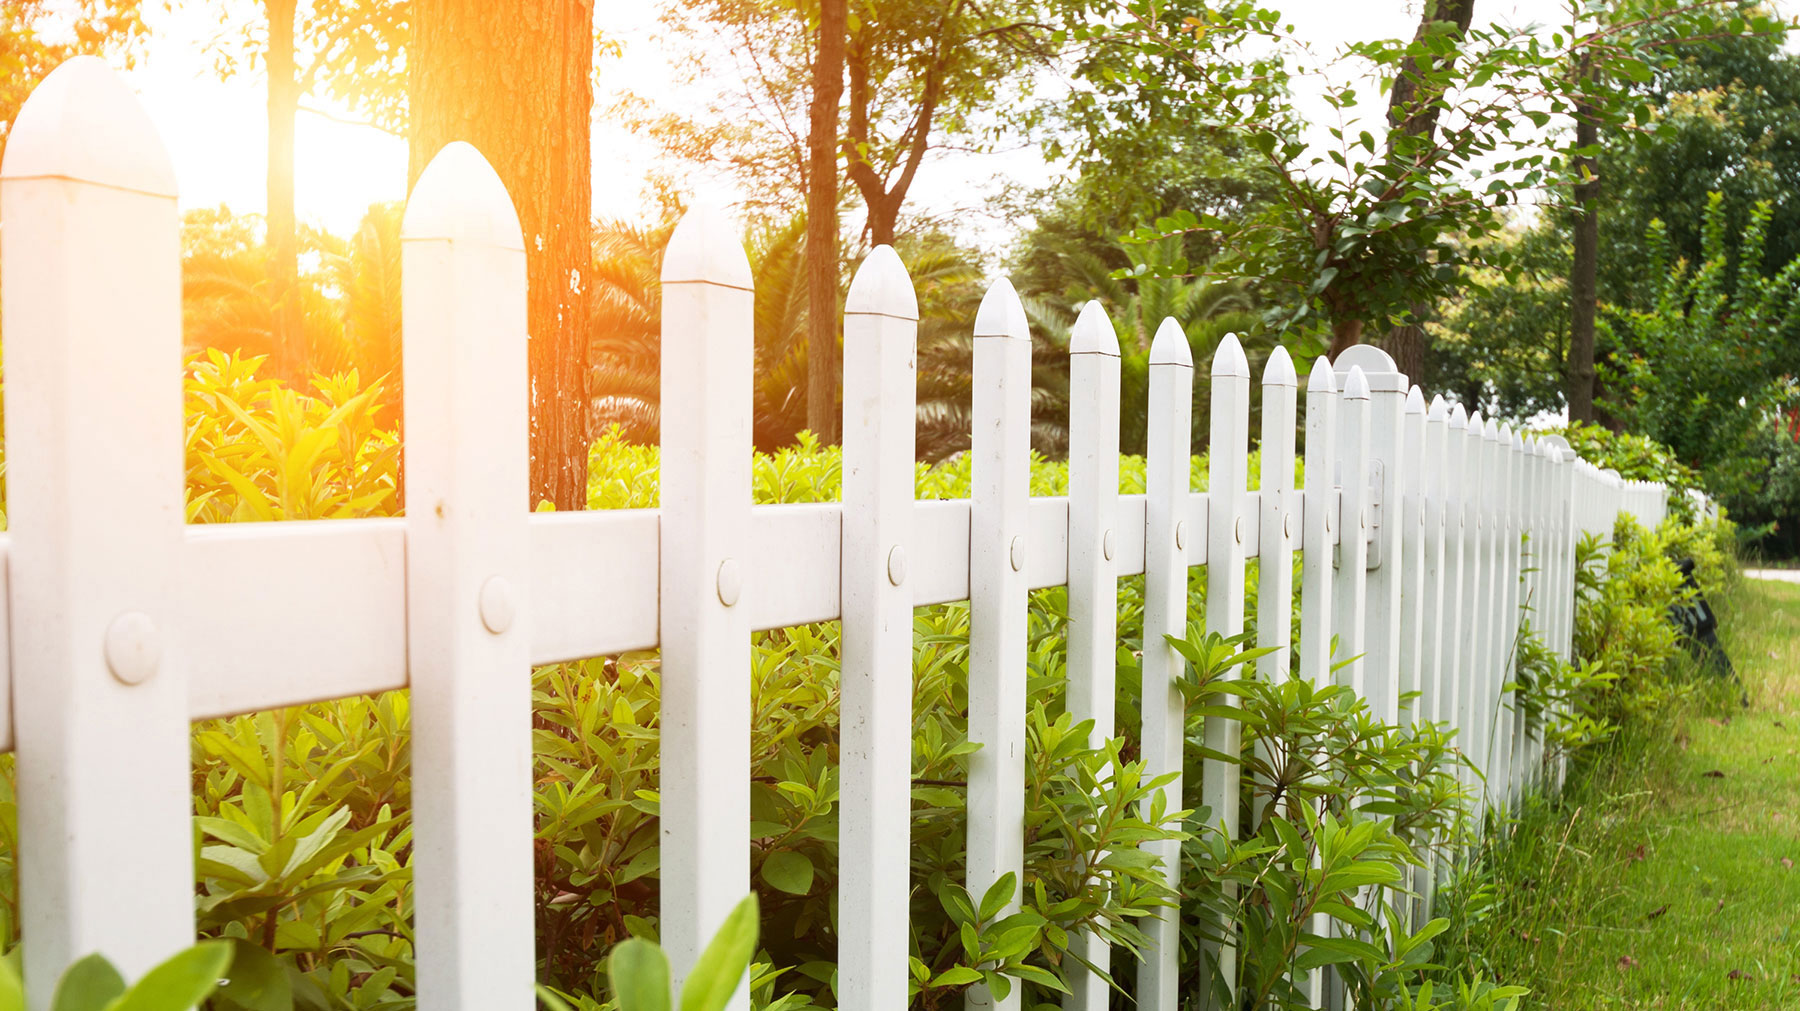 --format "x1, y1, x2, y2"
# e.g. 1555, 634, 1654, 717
1542, 421, 1704, 523
1605, 193, 1800, 504
555, 894, 758, 1011
1425, 227, 1570, 422
0, 0, 147, 163
0, 944, 233, 1011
